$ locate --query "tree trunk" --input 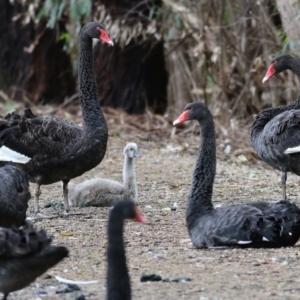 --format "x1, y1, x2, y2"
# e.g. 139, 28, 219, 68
0, 0, 75, 105
275, 0, 300, 53
92, 0, 168, 114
